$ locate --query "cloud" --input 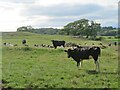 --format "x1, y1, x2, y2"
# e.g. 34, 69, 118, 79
22, 4, 103, 17
21, 2, 117, 27
0, 0, 118, 31
1, 0, 35, 4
